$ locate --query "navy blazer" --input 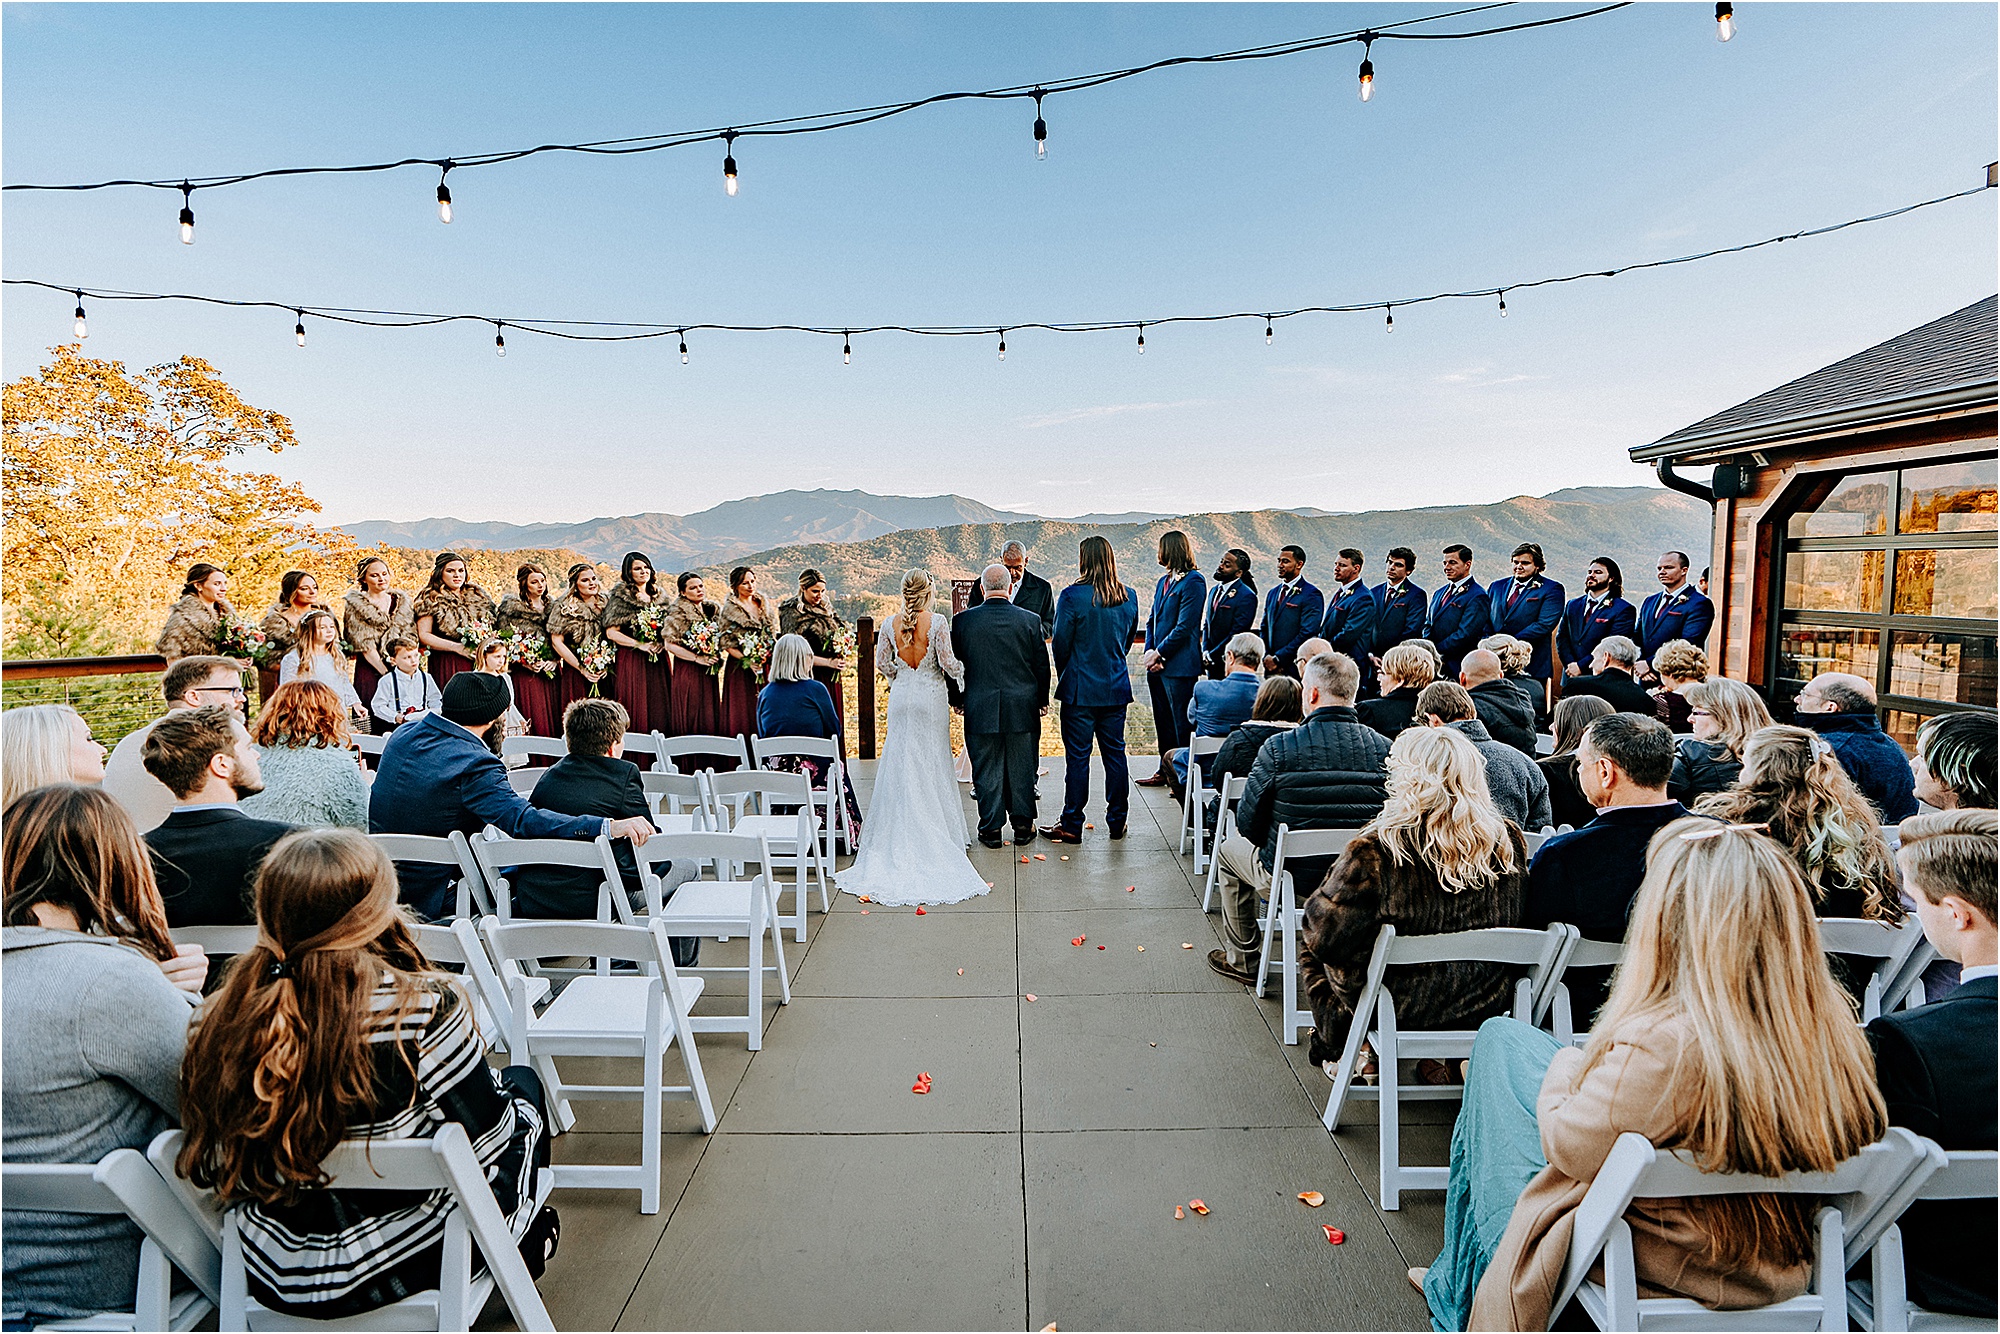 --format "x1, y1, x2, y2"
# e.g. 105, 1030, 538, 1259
1370, 580, 1428, 656
1200, 580, 1259, 667
1557, 595, 1637, 670
1145, 570, 1207, 679
1636, 586, 1715, 659
1261, 579, 1325, 665
1319, 581, 1379, 668
1486, 577, 1566, 681
370, 711, 604, 918
1052, 582, 1140, 707
1425, 579, 1491, 678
